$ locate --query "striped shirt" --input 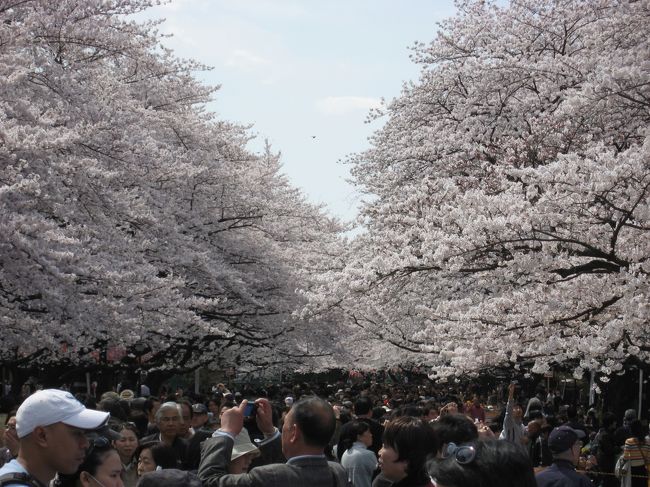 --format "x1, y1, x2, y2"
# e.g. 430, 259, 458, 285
623, 438, 650, 467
